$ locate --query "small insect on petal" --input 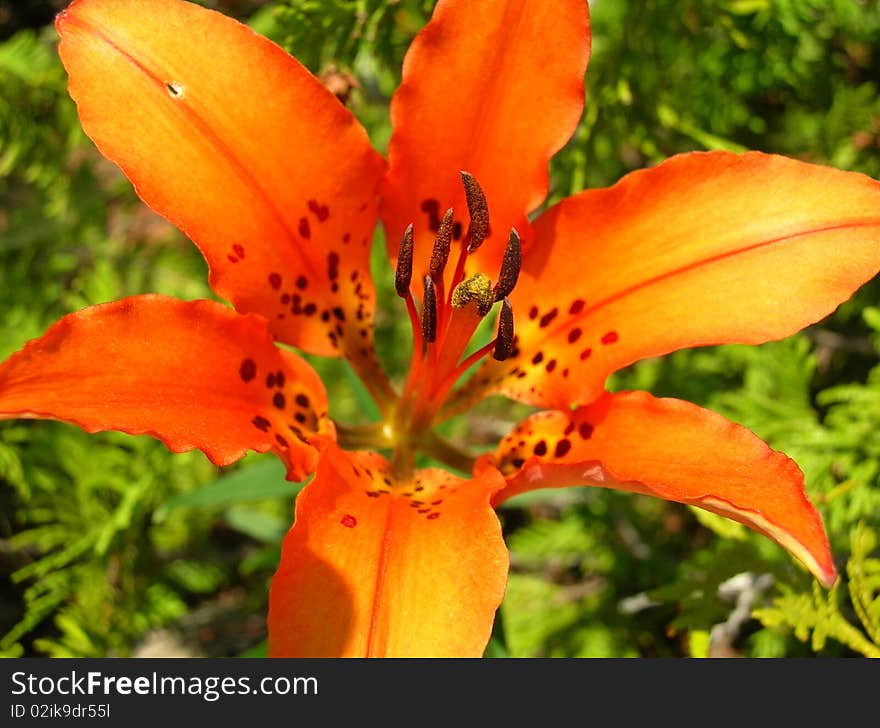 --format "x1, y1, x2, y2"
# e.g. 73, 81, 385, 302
164, 81, 185, 99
